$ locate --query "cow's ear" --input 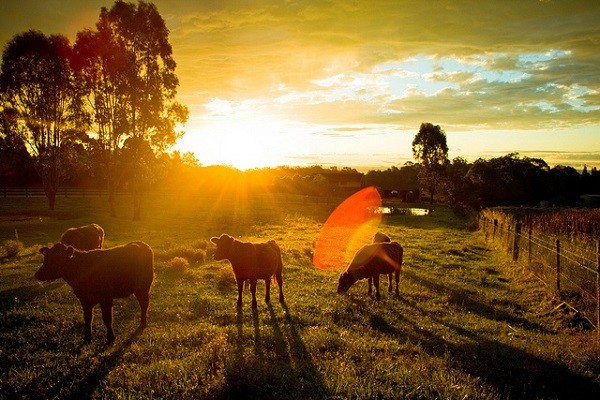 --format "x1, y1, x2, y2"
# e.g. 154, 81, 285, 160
66, 246, 75, 259
210, 237, 219, 245
39, 247, 49, 255
223, 234, 234, 243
